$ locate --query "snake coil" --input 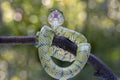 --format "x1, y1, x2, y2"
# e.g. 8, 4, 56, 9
36, 10, 91, 80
